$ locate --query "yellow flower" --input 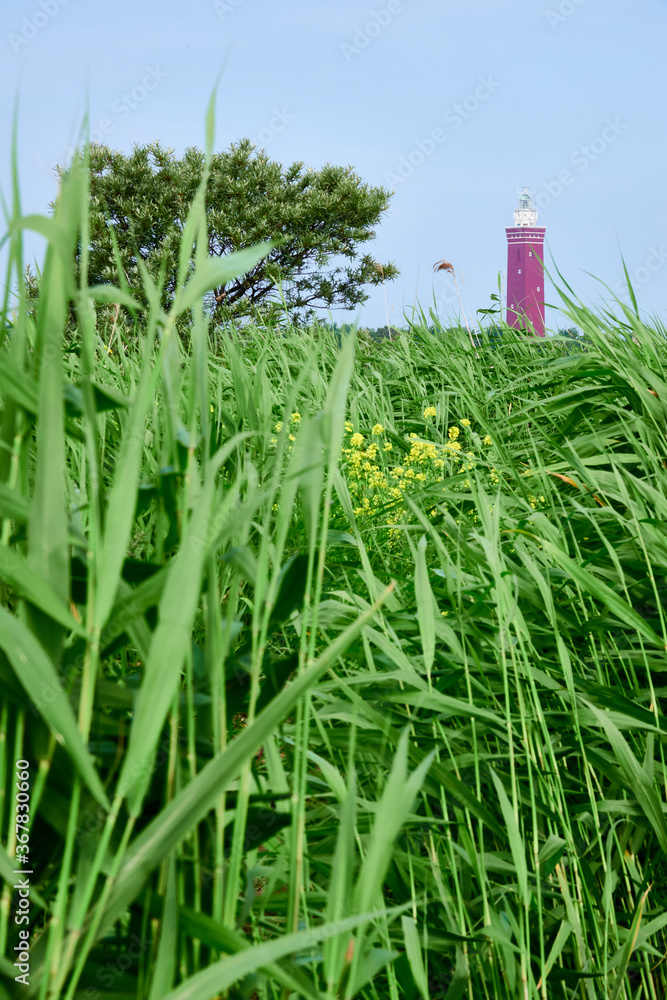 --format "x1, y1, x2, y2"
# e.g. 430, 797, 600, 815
423, 406, 437, 419
345, 420, 354, 432
372, 423, 384, 435
383, 441, 393, 451
289, 433, 296, 442
291, 412, 301, 424
483, 435, 493, 446
210, 405, 215, 412
275, 421, 283, 433
445, 441, 461, 452
350, 432, 364, 448
448, 426, 460, 440
460, 418, 471, 427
